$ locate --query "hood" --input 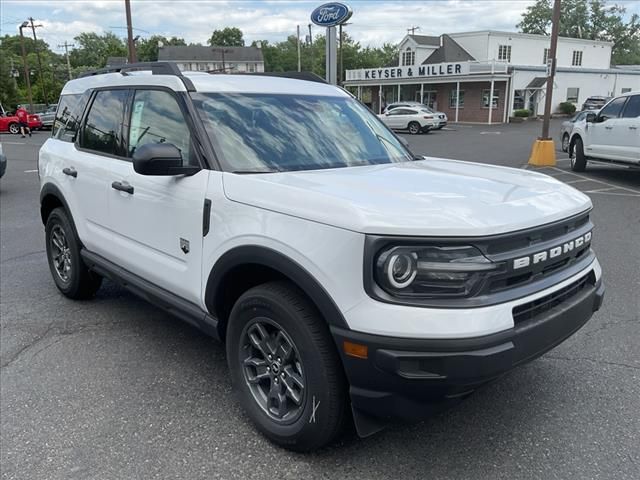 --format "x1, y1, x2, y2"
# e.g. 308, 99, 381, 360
222, 158, 592, 237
